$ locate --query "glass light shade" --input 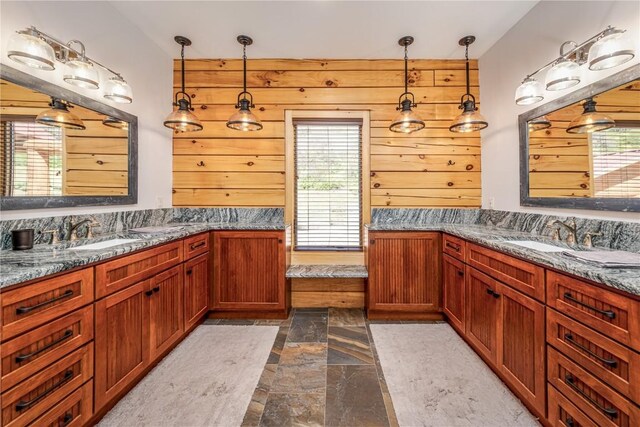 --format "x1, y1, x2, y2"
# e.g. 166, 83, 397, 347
164, 107, 203, 133
545, 59, 581, 91
389, 109, 425, 133
7, 31, 56, 70
64, 58, 99, 89
36, 100, 85, 130
449, 109, 488, 133
588, 30, 635, 71
103, 77, 133, 103
515, 78, 544, 106
528, 116, 552, 131
226, 108, 263, 131
567, 99, 615, 134
102, 116, 128, 130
